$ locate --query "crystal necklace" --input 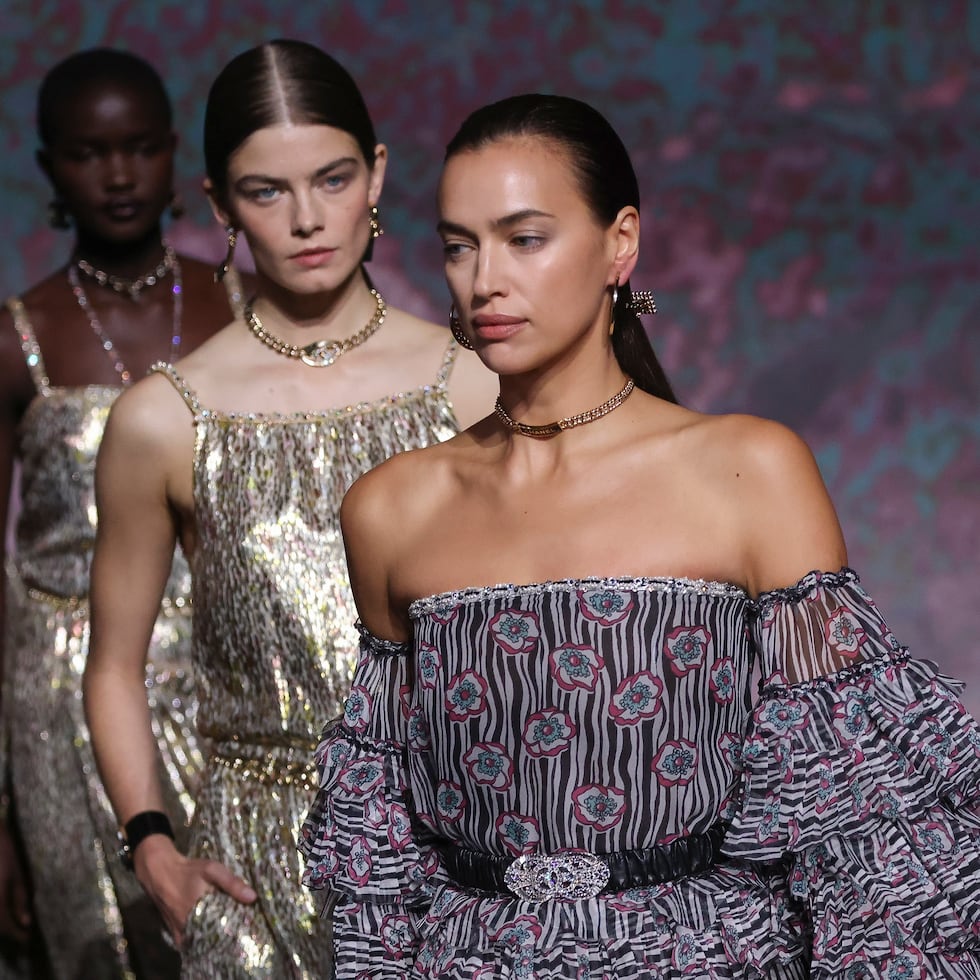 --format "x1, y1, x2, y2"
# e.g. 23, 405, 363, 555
75, 243, 177, 299
494, 377, 635, 437
244, 288, 386, 367
67, 250, 183, 385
